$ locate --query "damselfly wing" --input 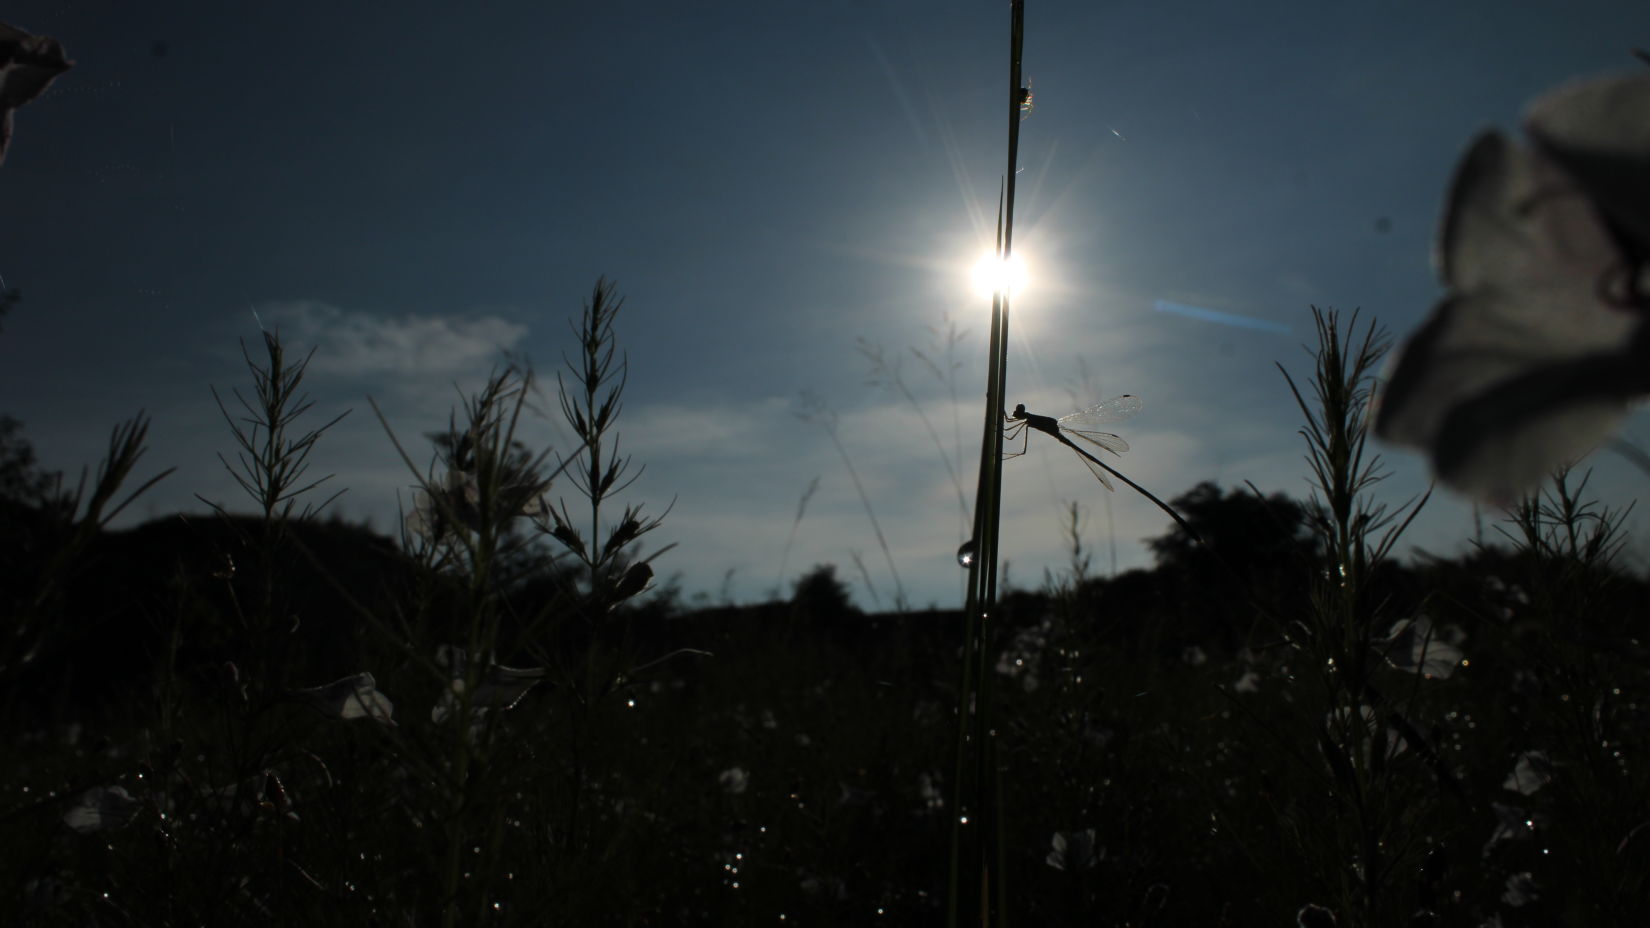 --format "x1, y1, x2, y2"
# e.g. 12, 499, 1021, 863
1004, 395, 1142, 491
1054, 395, 1143, 455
